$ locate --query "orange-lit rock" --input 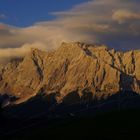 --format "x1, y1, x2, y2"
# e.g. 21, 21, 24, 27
0, 42, 140, 104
